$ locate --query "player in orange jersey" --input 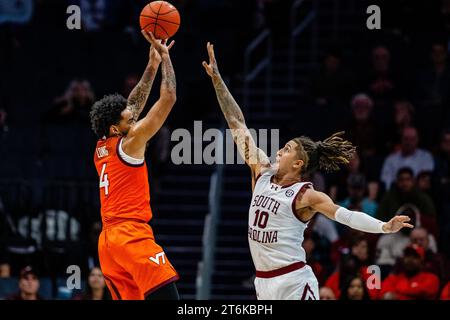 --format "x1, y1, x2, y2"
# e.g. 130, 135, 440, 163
90, 31, 179, 300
